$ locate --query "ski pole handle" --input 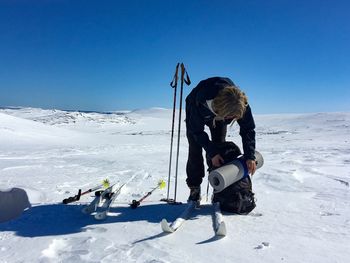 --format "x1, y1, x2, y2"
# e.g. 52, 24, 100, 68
62, 189, 82, 204
62, 196, 78, 204
130, 190, 154, 209
130, 200, 140, 209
